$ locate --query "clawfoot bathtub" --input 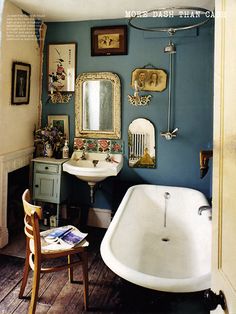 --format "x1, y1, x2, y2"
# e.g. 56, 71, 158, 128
101, 185, 211, 292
